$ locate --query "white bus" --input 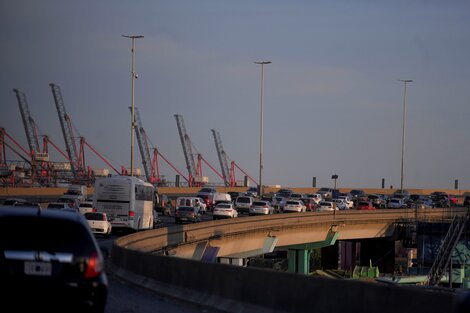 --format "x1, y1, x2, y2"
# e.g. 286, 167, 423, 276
93, 176, 155, 232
